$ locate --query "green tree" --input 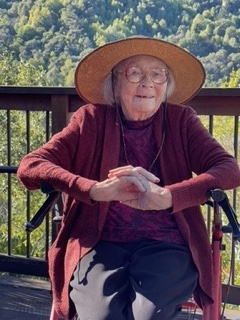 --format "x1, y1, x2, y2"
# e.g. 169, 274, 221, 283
0, 49, 49, 86
221, 69, 240, 88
